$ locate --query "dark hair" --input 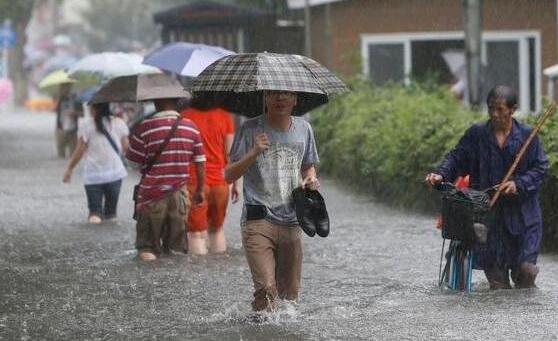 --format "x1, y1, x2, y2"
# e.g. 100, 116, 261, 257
486, 85, 518, 109
91, 102, 111, 133
153, 98, 179, 112
189, 94, 216, 111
